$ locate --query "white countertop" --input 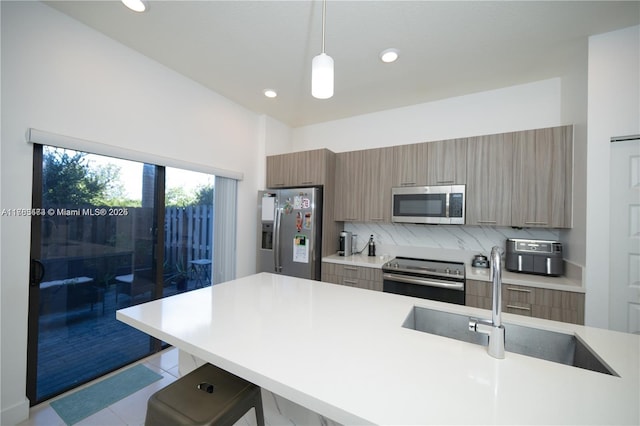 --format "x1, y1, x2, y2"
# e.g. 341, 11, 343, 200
466, 264, 584, 293
323, 253, 389, 268
117, 273, 638, 425
324, 253, 584, 293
